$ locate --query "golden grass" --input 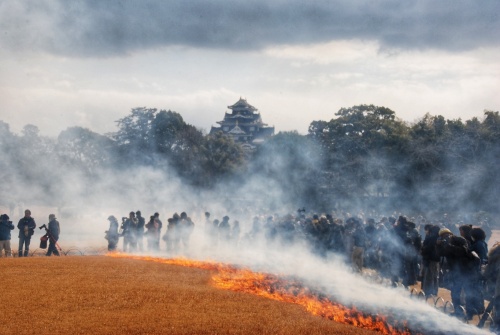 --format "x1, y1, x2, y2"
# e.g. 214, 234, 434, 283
1, 256, 380, 335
